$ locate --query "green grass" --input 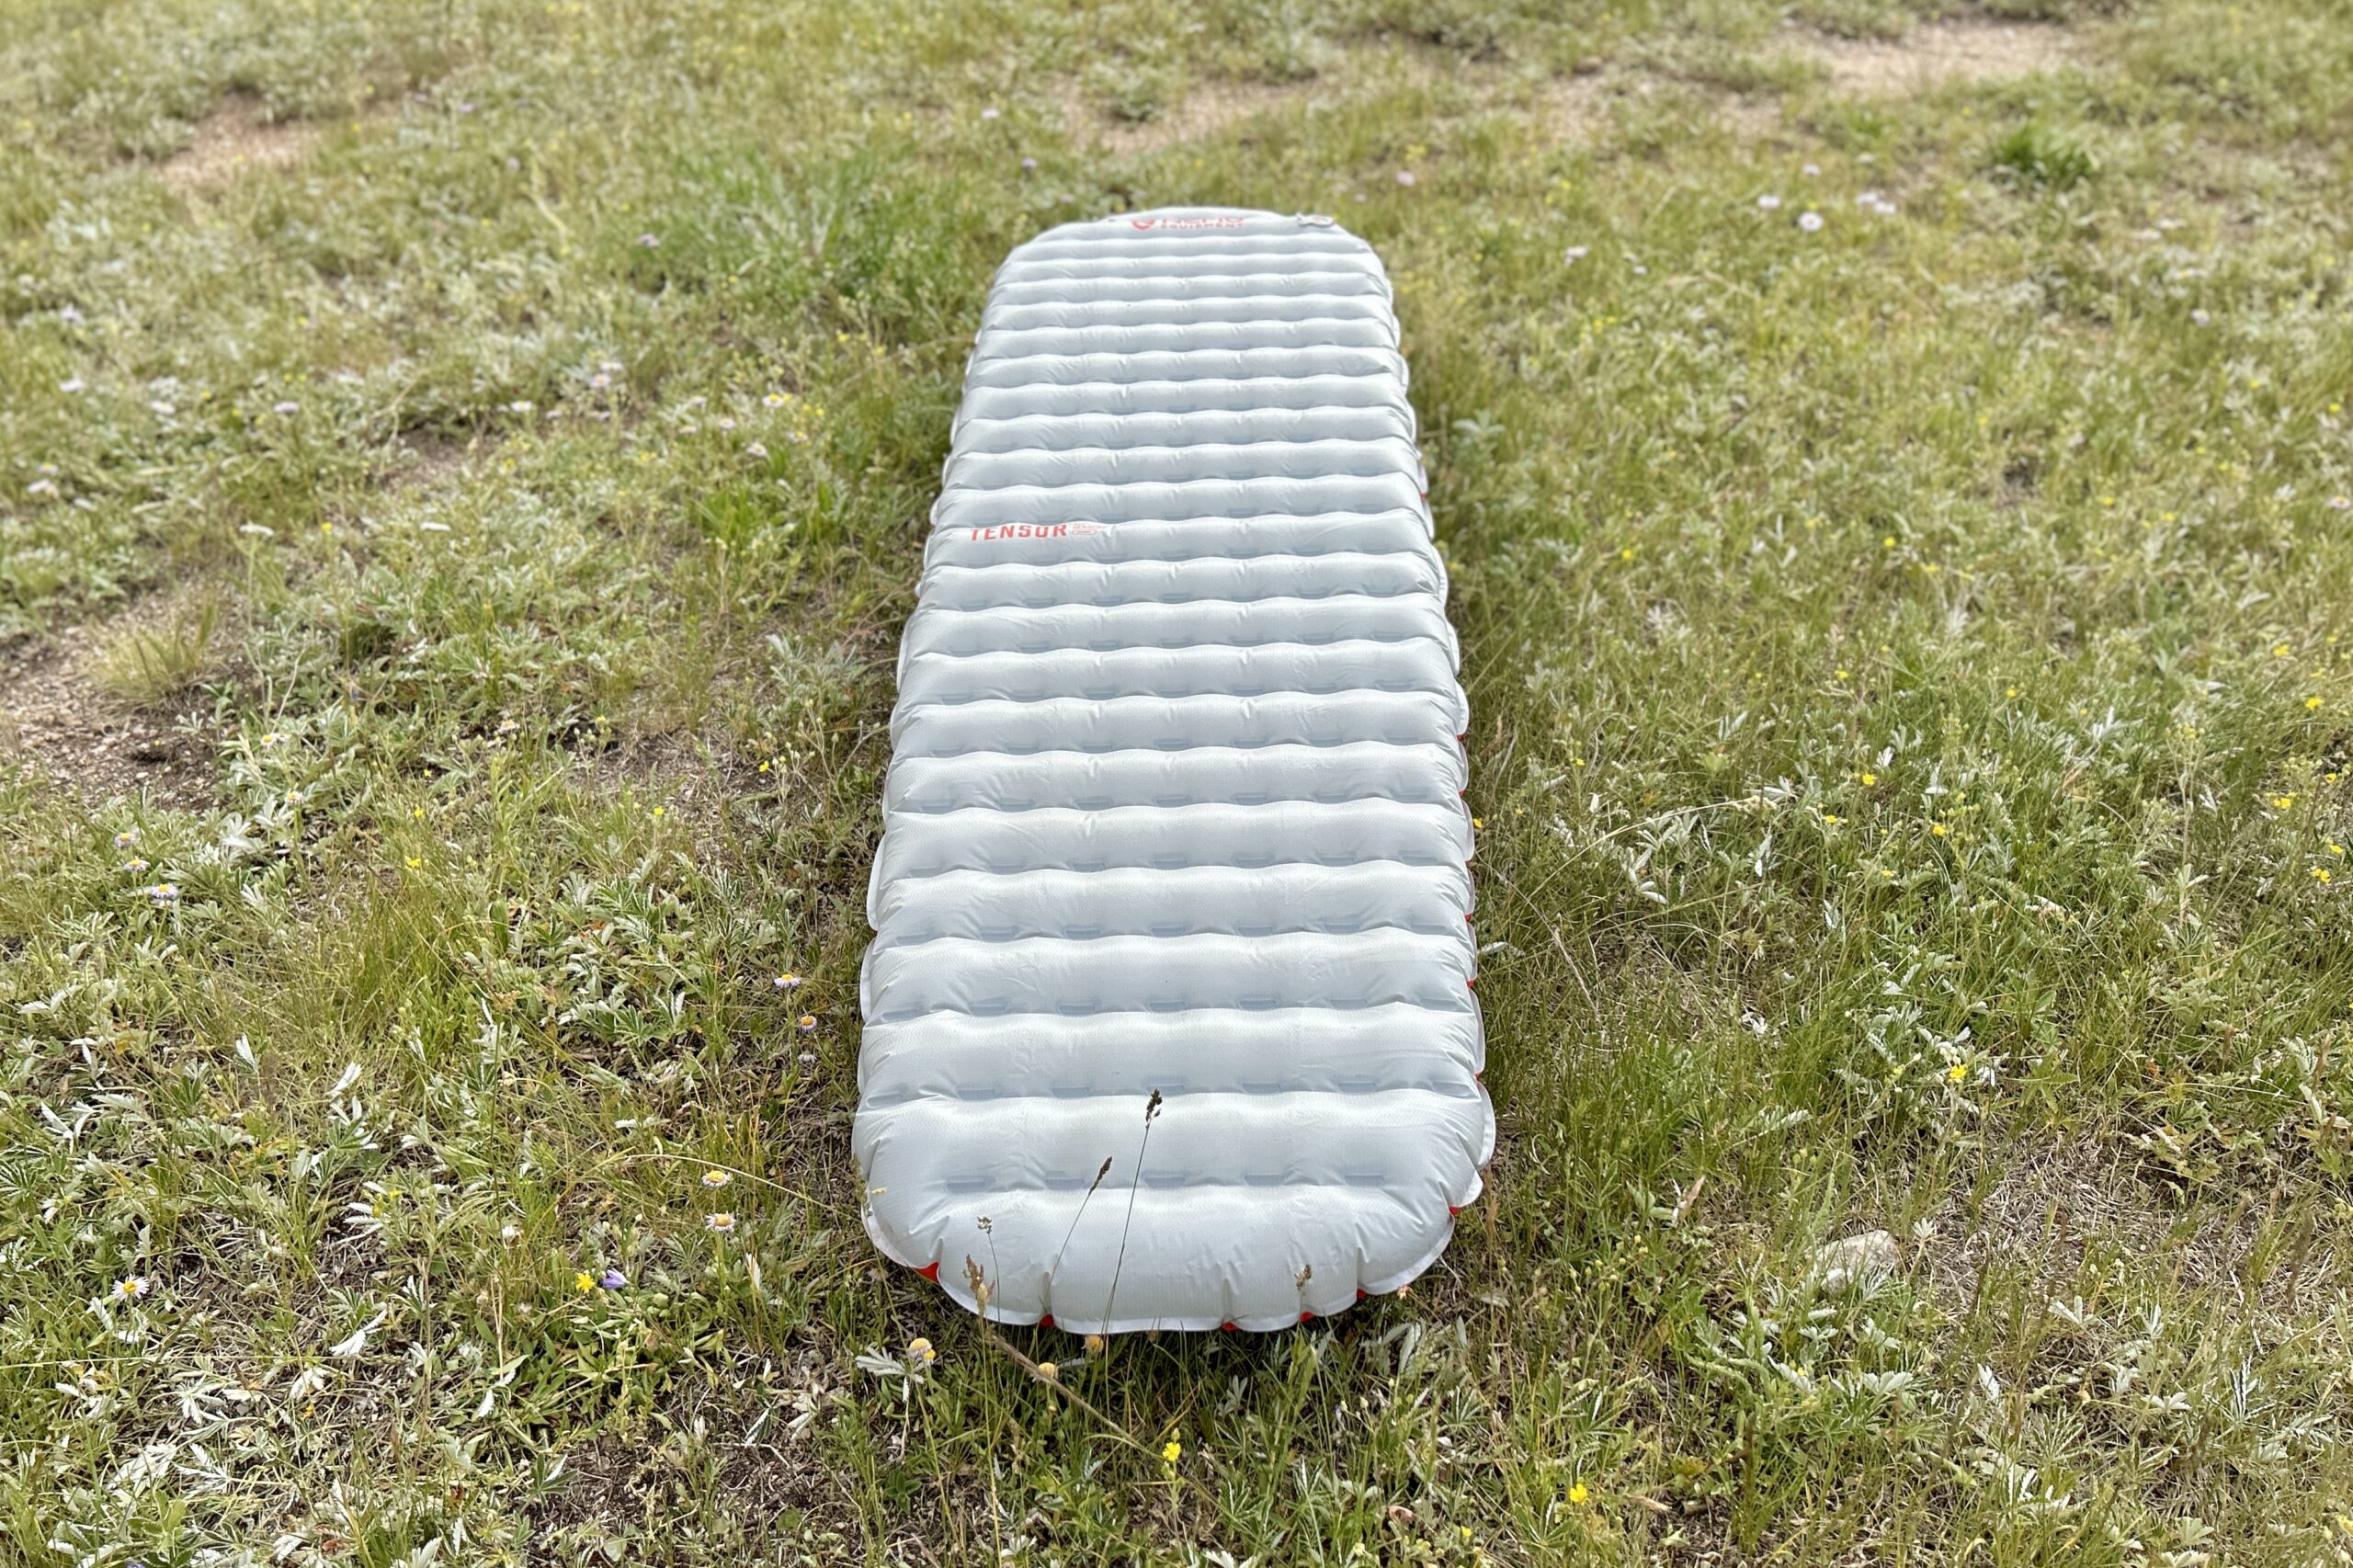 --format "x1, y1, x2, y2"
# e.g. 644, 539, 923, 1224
5, 0, 2353, 1561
